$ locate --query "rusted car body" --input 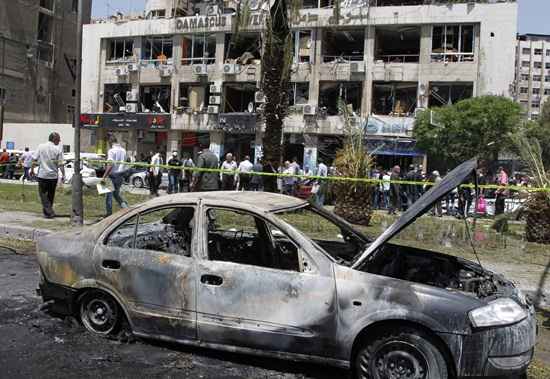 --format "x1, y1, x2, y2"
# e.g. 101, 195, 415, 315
37, 158, 536, 378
